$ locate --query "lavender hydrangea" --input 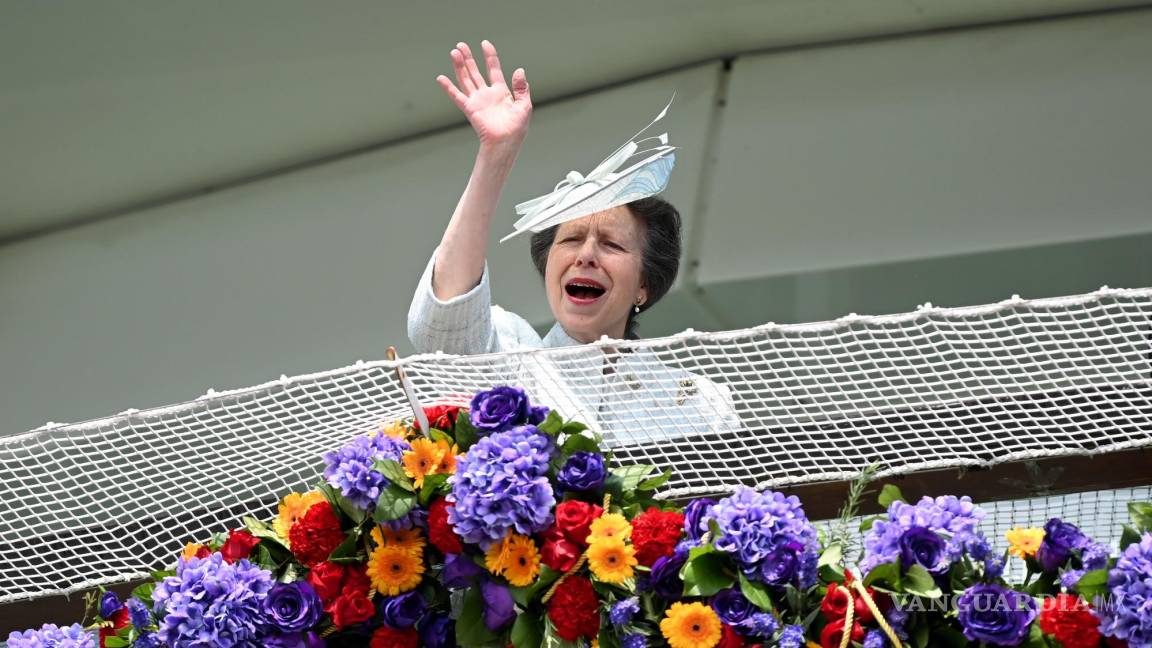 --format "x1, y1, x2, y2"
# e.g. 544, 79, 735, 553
152, 553, 275, 646
778, 624, 806, 648
1095, 532, 1152, 647
448, 425, 556, 547
703, 486, 819, 588
322, 432, 410, 511
610, 597, 640, 626
6, 624, 94, 648
861, 495, 987, 574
